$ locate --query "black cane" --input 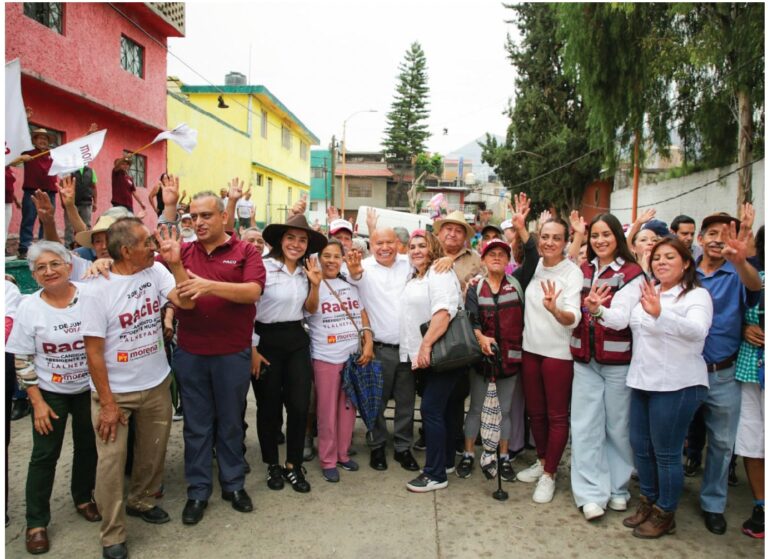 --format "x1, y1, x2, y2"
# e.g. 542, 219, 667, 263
492, 443, 508, 501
